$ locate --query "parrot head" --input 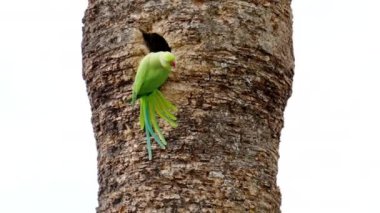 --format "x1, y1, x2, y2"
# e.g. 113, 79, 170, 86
159, 52, 176, 69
